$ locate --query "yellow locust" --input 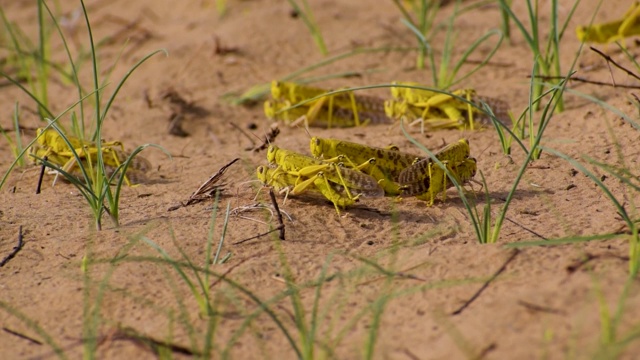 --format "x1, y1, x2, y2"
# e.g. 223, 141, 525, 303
29, 128, 151, 186
263, 145, 383, 213
576, 2, 640, 45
